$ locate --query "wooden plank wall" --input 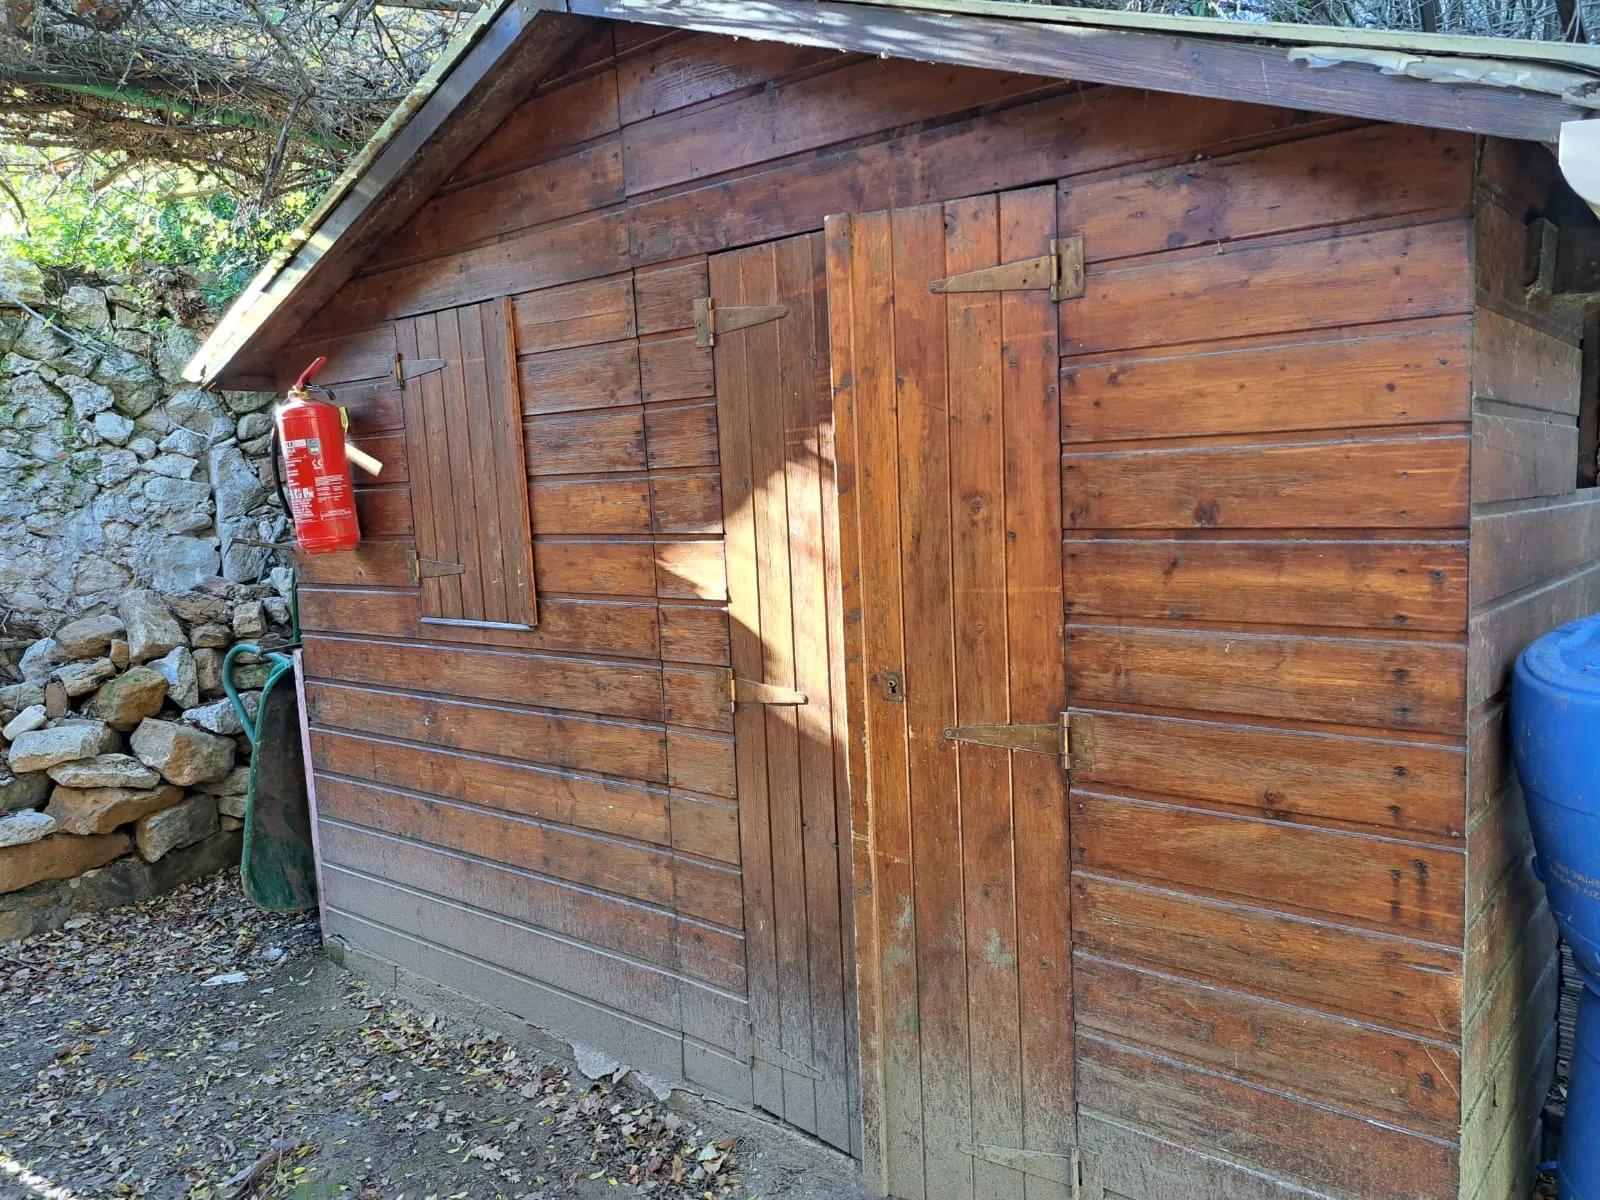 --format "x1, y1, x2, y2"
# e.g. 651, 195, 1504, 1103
1460, 139, 1592, 1200
265, 20, 1547, 1195
1058, 127, 1478, 1198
